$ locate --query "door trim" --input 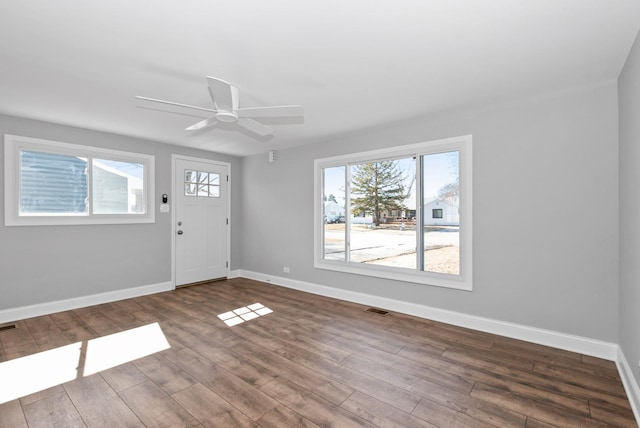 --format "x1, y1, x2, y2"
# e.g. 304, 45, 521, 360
171, 154, 231, 288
